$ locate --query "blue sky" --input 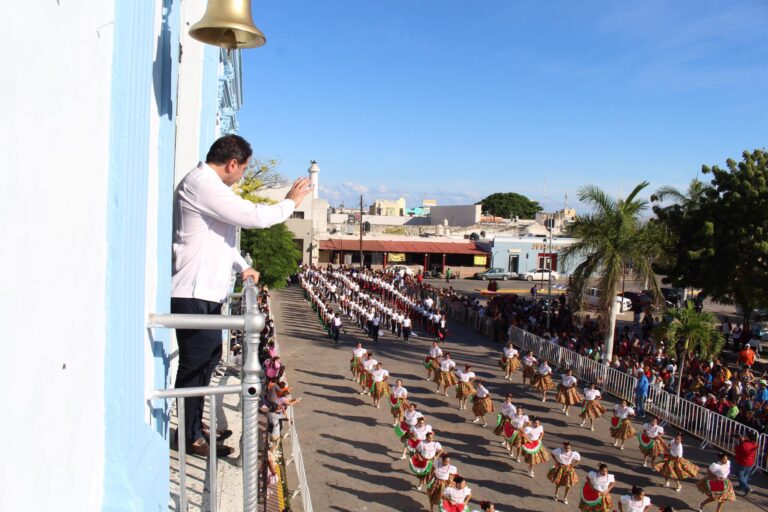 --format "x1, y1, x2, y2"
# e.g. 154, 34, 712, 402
238, 0, 768, 211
